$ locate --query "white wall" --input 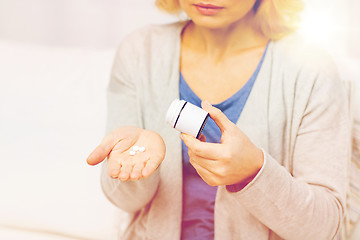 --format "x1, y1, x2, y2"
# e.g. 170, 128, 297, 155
0, 0, 178, 49
347, 0, 360, 58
